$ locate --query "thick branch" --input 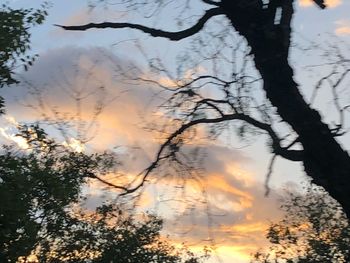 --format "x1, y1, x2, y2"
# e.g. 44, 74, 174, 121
201, 0, 220, 6
224, 0, 350, 217
55, 7, 224, 41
